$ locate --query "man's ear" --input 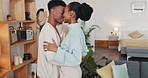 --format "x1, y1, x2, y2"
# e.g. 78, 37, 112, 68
50, 9, 54, 15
